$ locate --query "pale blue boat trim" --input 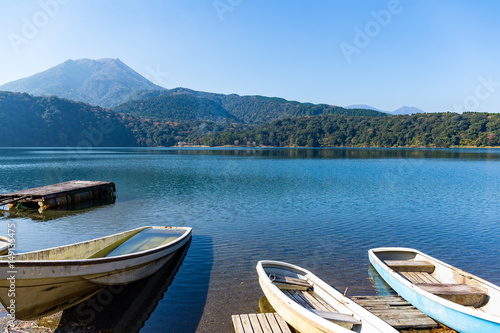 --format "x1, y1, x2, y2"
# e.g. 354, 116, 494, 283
369, 249, 500, 333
